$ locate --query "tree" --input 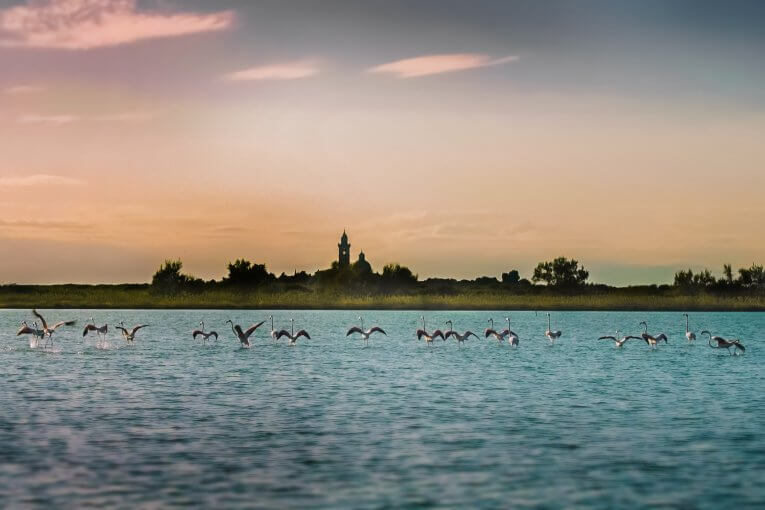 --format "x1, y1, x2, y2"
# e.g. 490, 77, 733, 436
151, 259, 194, 294
738, 263, 765, 288
674, 269, 694, 288
381, 263, 418, 288
224, 259, 274, 287
723, 264, 734, 285
502, 270, 521, 285
532, 257, 589, 287
692, 269, 716, 288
